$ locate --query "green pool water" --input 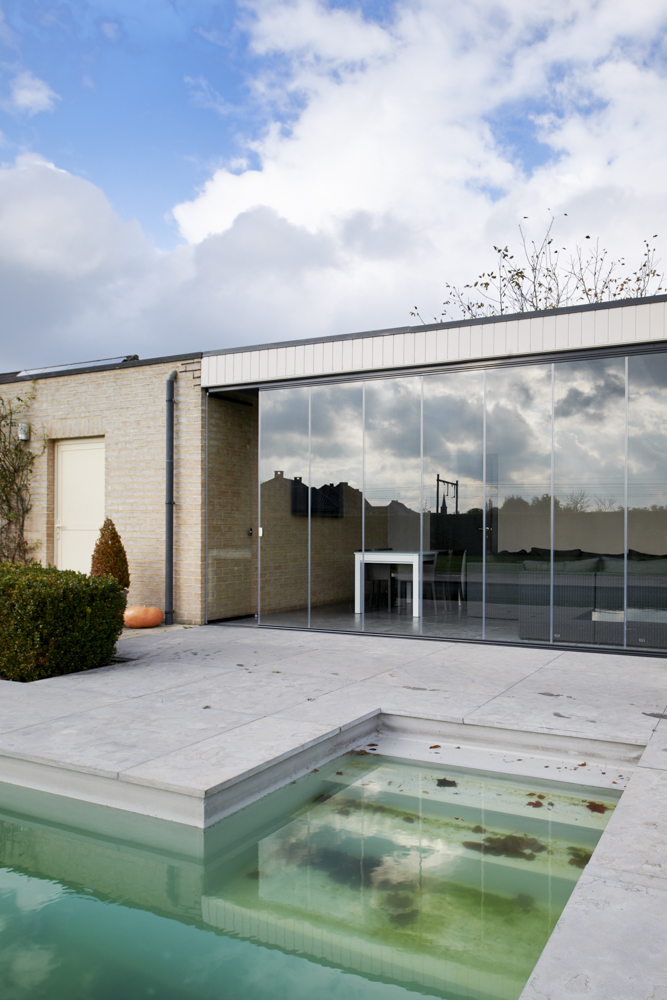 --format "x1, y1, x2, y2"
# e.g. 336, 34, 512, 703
0, 753, 619, 1000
